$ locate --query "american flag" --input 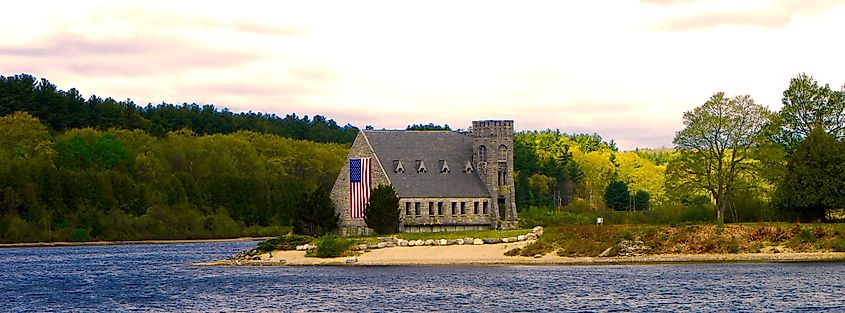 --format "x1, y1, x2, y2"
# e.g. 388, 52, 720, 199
349, 158, 371, 219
